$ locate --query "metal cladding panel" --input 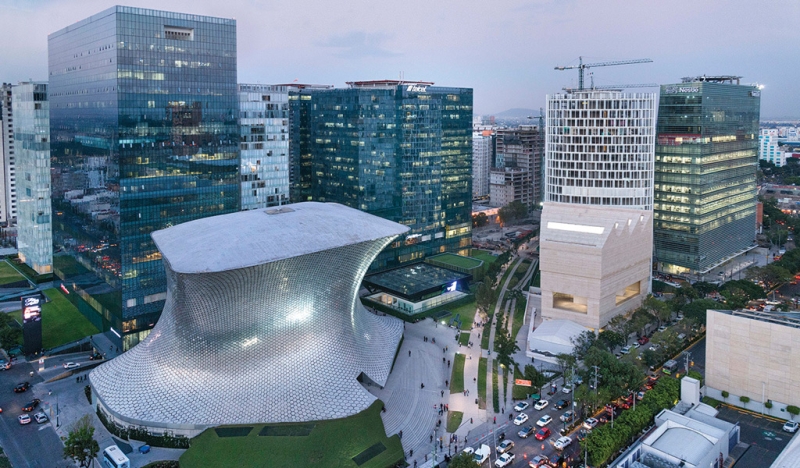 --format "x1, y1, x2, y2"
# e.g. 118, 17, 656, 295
90, 235, 403, 427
